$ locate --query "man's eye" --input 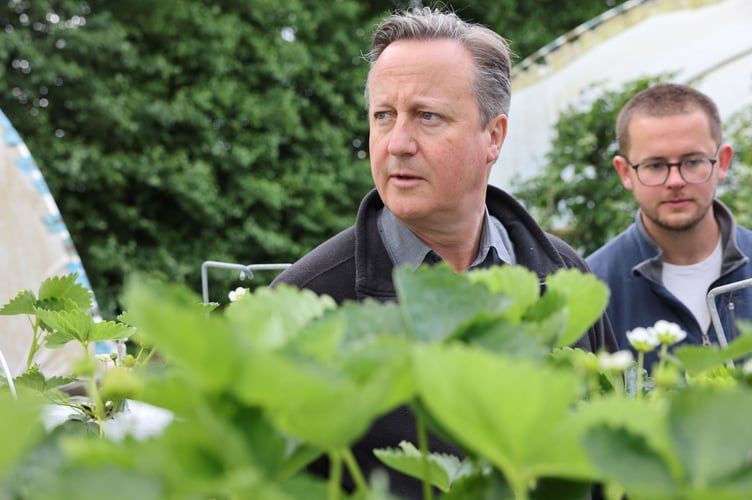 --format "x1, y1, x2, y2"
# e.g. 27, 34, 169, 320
683, 158, 703, 167
421, 112, 438, 120
643, 162, 667, 171
374, 111, 388, 120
